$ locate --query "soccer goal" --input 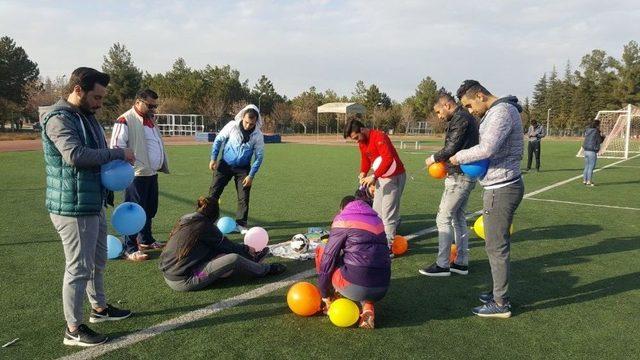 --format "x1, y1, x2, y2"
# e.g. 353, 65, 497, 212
155, 114, 204, 136
576, 104, 640, 159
